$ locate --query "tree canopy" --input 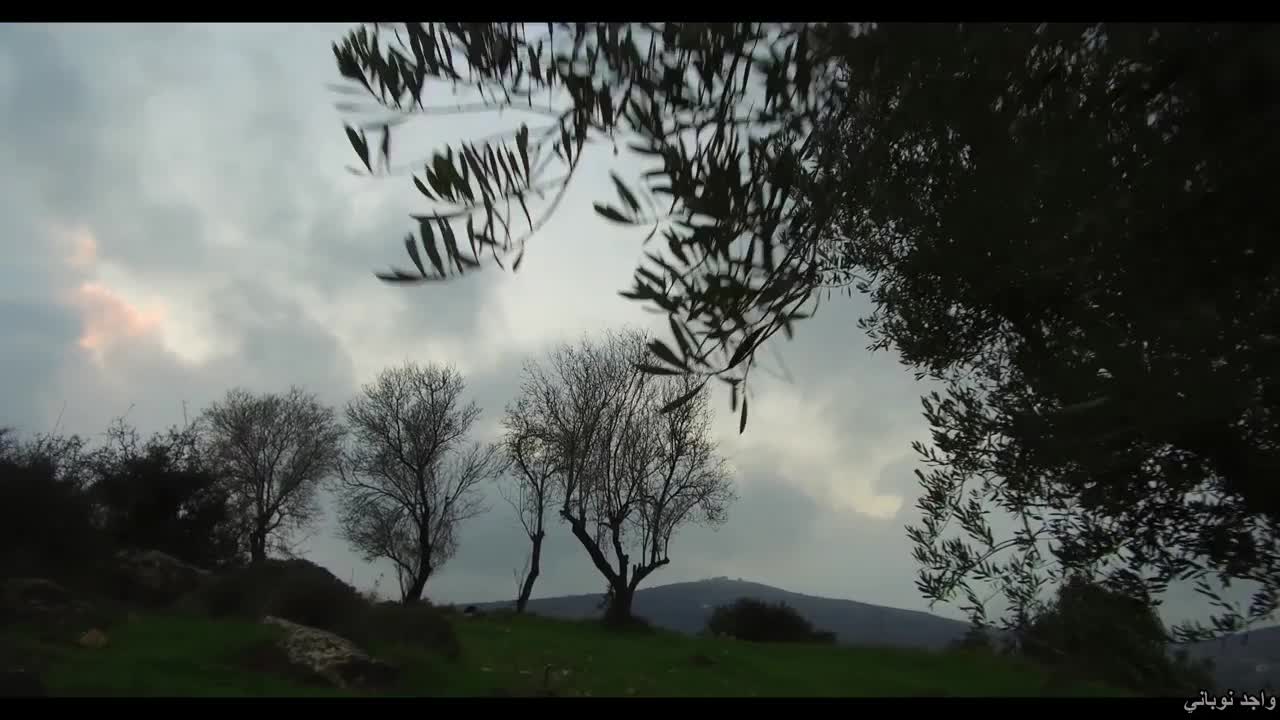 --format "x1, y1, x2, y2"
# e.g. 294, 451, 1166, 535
512, 329, 735, 622
332, 22, 1280, 640
91, 419, 243, 570
335, 362, 499, 603
202, 387, 345, 564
